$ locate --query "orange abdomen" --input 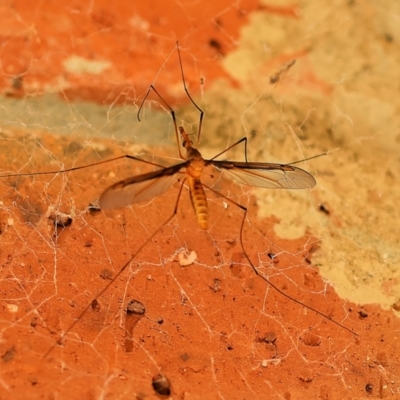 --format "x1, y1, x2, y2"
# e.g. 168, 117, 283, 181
188, 176, 208, 230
